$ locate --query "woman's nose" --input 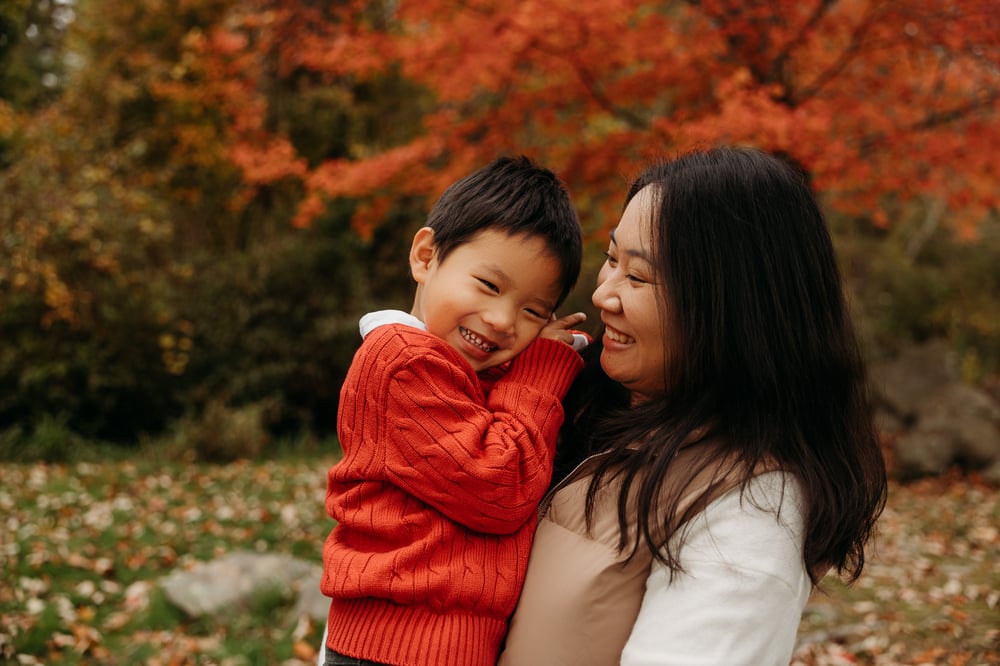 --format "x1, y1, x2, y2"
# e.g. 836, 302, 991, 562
592, 272, 622, 312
